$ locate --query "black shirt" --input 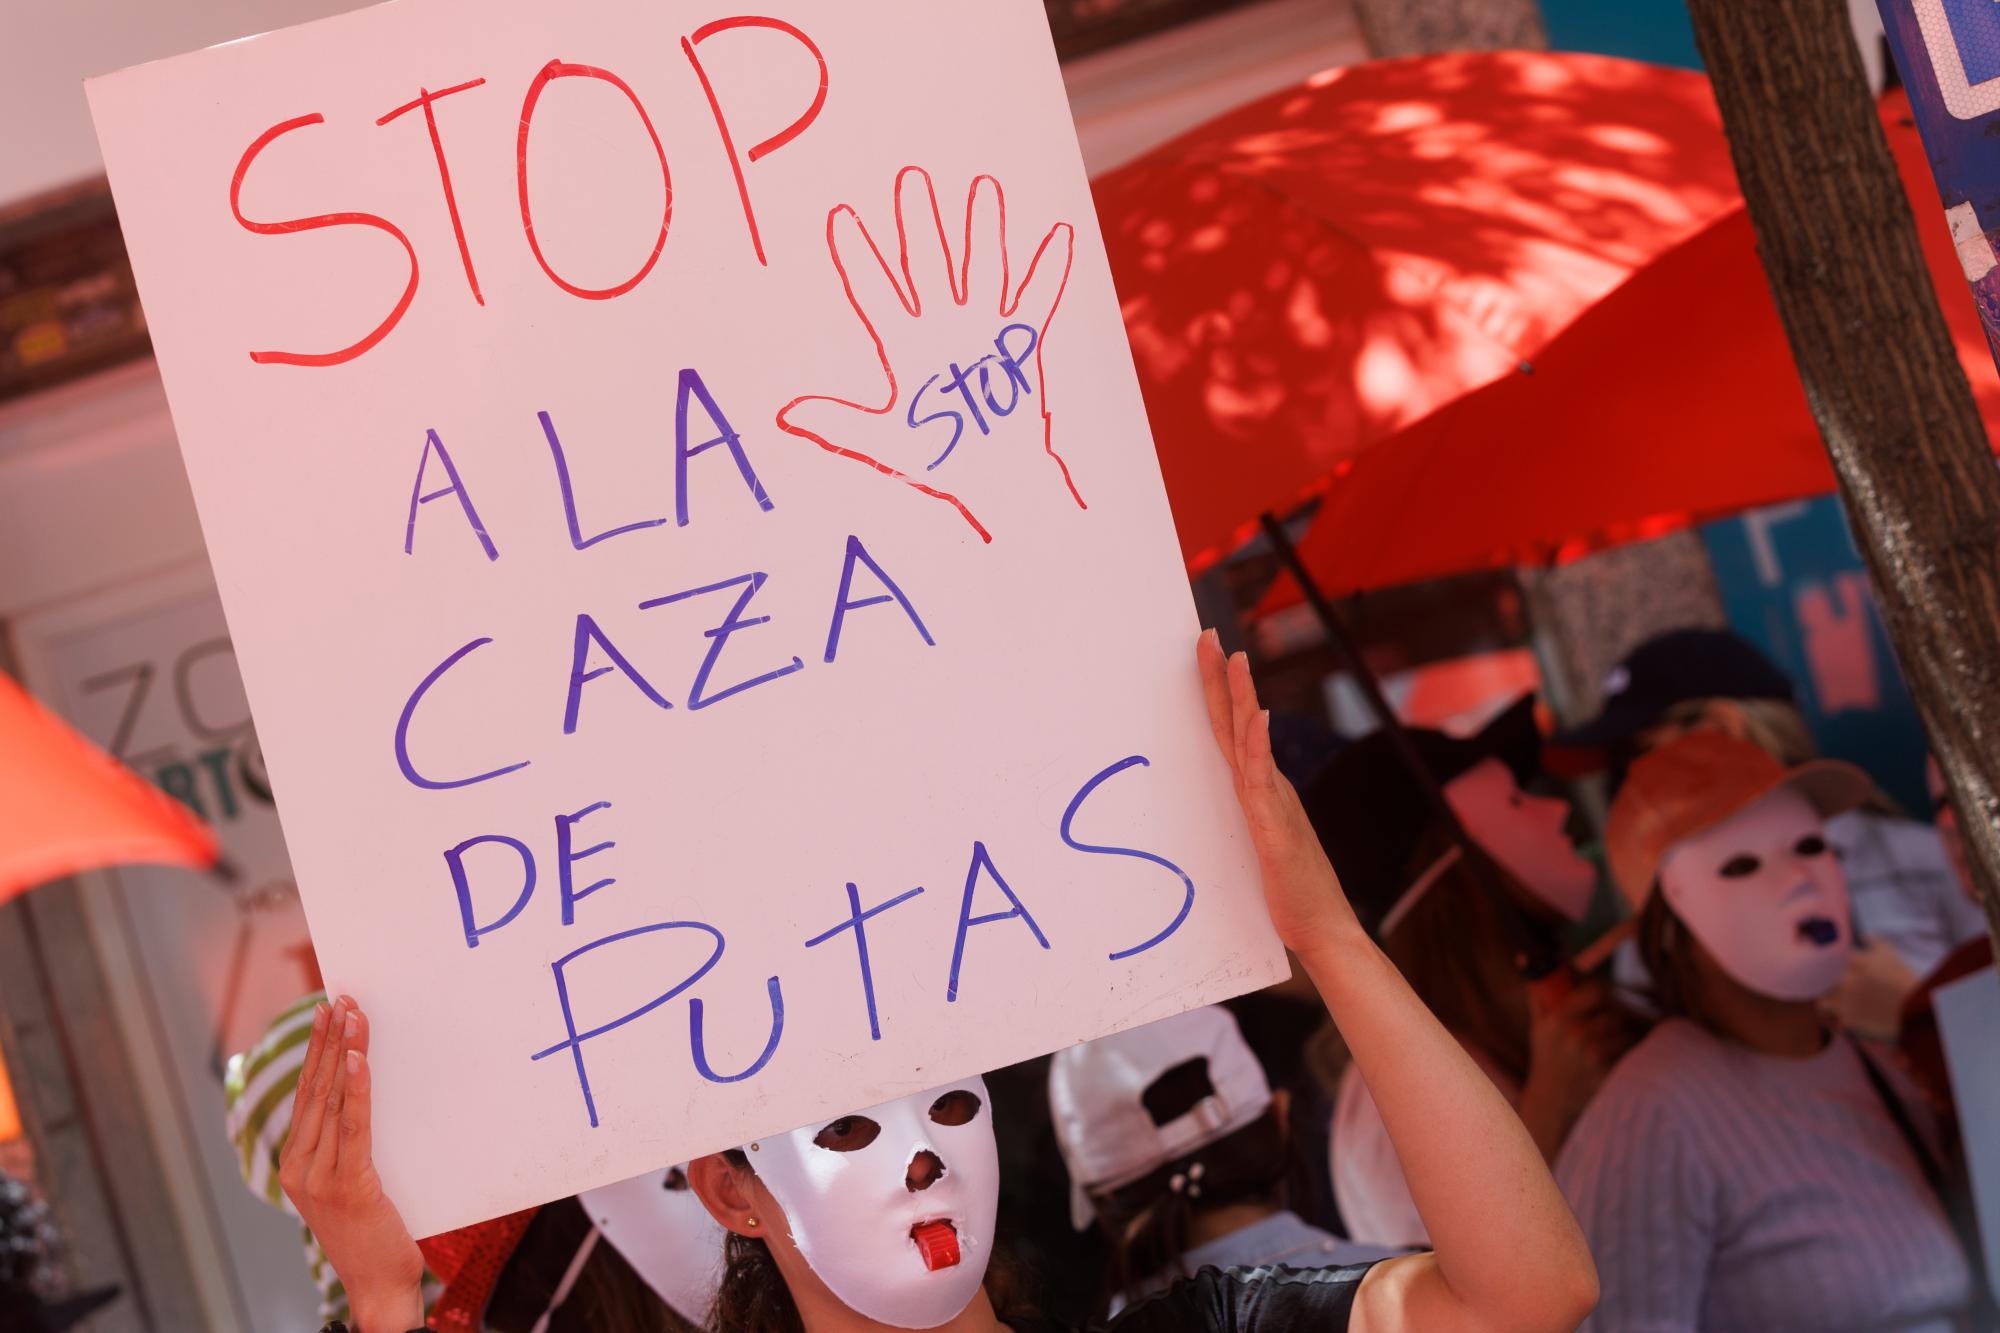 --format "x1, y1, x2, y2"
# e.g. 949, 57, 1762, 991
1012, 1261, 1377, 1332
321, 1260, 1380, 1333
